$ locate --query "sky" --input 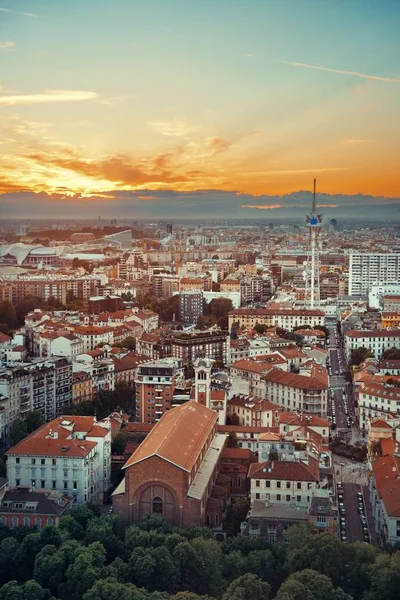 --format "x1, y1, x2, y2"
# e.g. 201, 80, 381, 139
0, 0, 400, 219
